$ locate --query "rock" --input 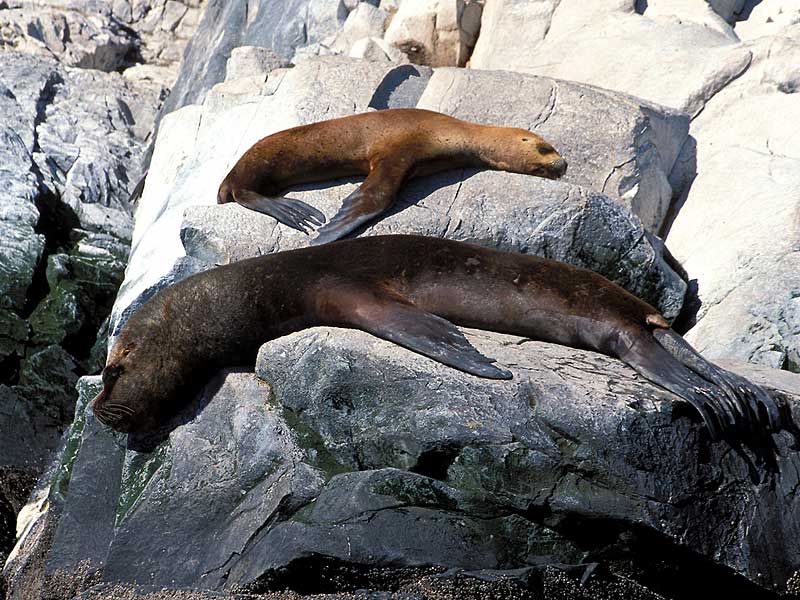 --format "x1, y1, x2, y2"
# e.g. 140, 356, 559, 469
643, 0, 739, 37
416, 67, 690, 233
158, 0, 351, 117
349, 36, 409, 62
666, 24, 800, 371
0, 311, 28, 364
735, 0, 800, 40
224, 46, 292, 82
469, 1, 753, 116
383, 0, 483, 66
0, 46, 162, 516
0, 6, 137, 71
330, 2, 390, 54
7, 330, 800, 595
